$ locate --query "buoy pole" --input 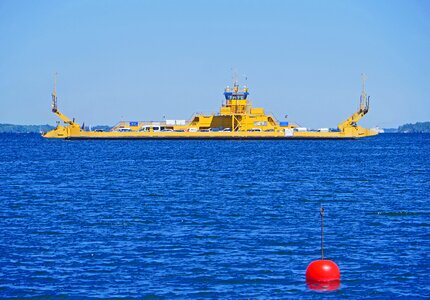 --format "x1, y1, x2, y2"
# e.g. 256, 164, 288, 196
320, 206, 324, 260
